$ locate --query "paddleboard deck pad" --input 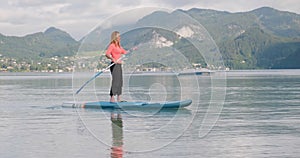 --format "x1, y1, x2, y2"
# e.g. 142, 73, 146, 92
62, 99, 192, 109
